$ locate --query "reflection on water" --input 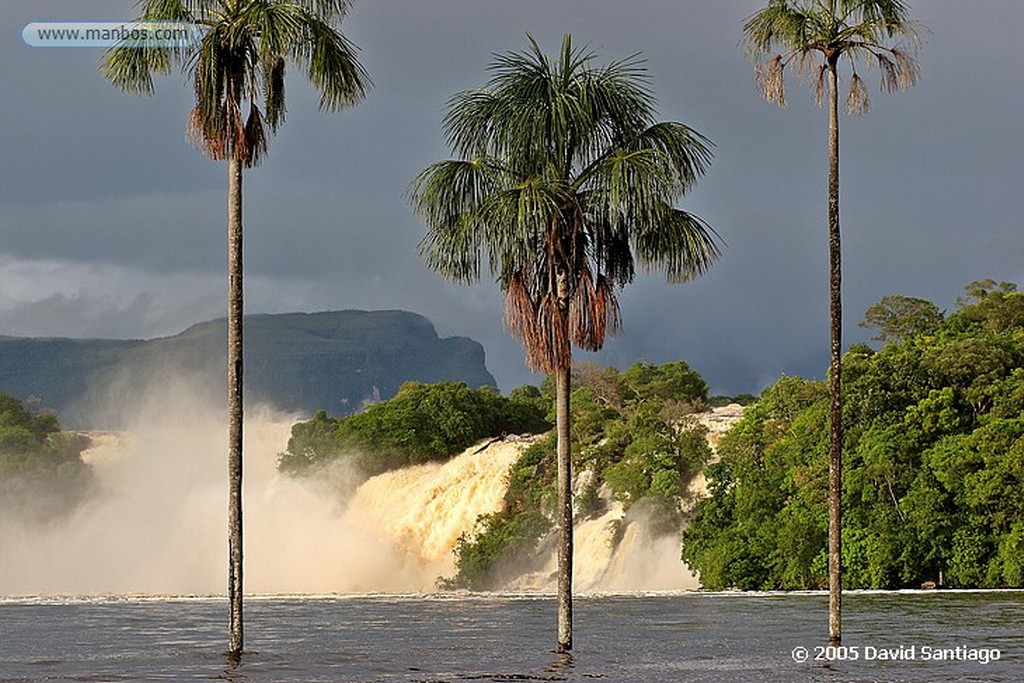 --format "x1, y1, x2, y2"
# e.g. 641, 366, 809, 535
1, 591, 1022, 682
